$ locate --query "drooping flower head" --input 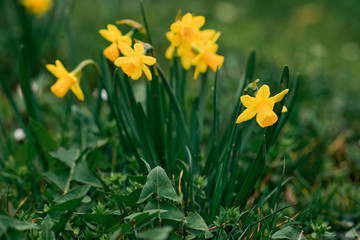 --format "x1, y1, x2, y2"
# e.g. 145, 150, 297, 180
114, 43, 156, 80
165, 12, 224, 79
21, 0, 52, 15
46, 60, 84, 101
99, 24, 132, 62
236, 85, 289, 128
